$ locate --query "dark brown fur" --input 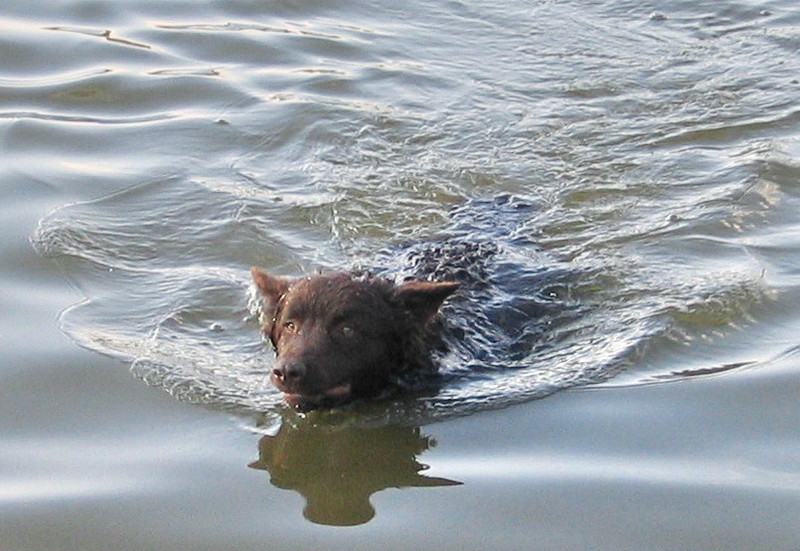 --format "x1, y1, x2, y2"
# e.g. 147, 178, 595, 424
251, 267, 458, 410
